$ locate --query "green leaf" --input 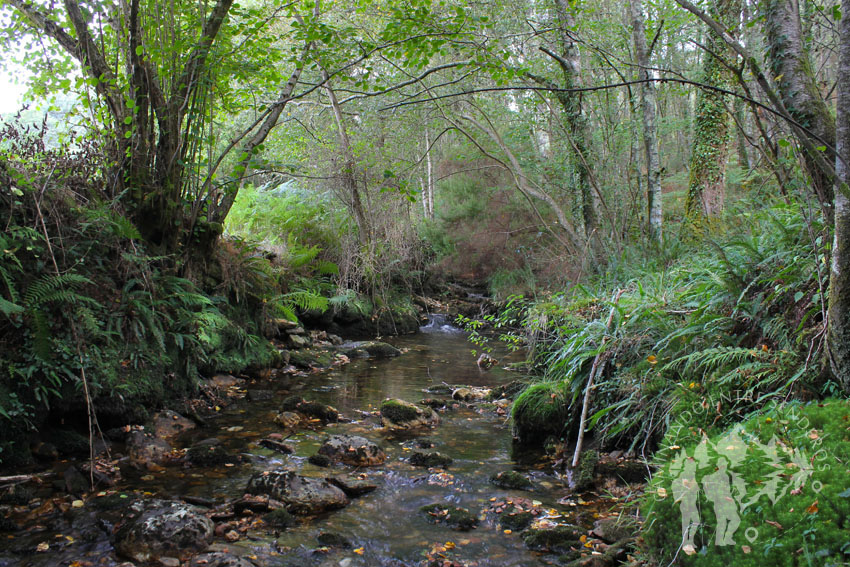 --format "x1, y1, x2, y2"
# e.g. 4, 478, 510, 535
777, 138, 790, 148
793, 291, 804, 302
